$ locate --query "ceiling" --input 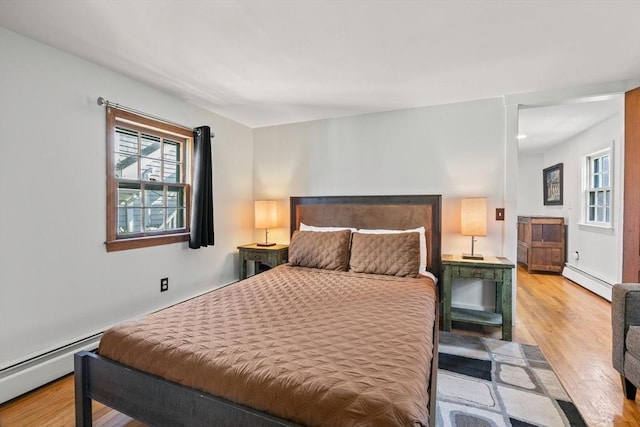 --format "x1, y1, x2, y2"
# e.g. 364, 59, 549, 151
518, 95, 623, 153
0, 0, 639, 128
